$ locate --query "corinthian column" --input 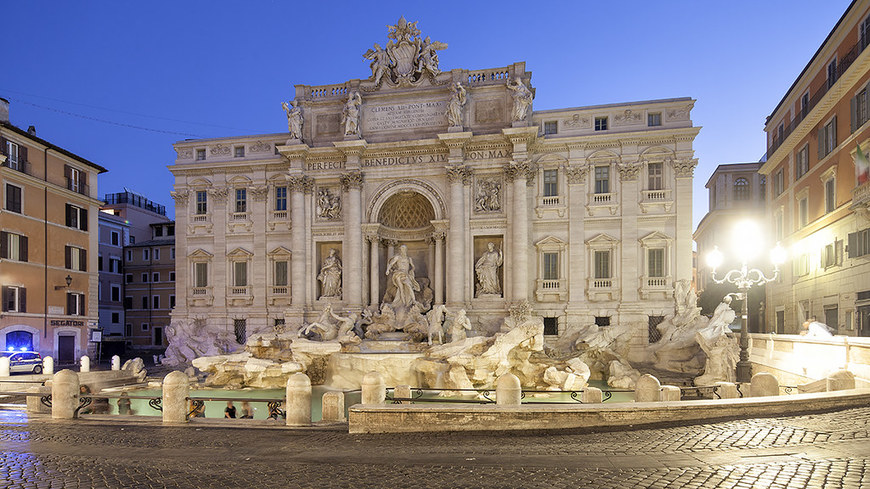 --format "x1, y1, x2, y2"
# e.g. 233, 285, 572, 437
506, 162, 532, 302
288, 176, 309, 309
446, 166, 471, 306
341, 171, 364, 309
